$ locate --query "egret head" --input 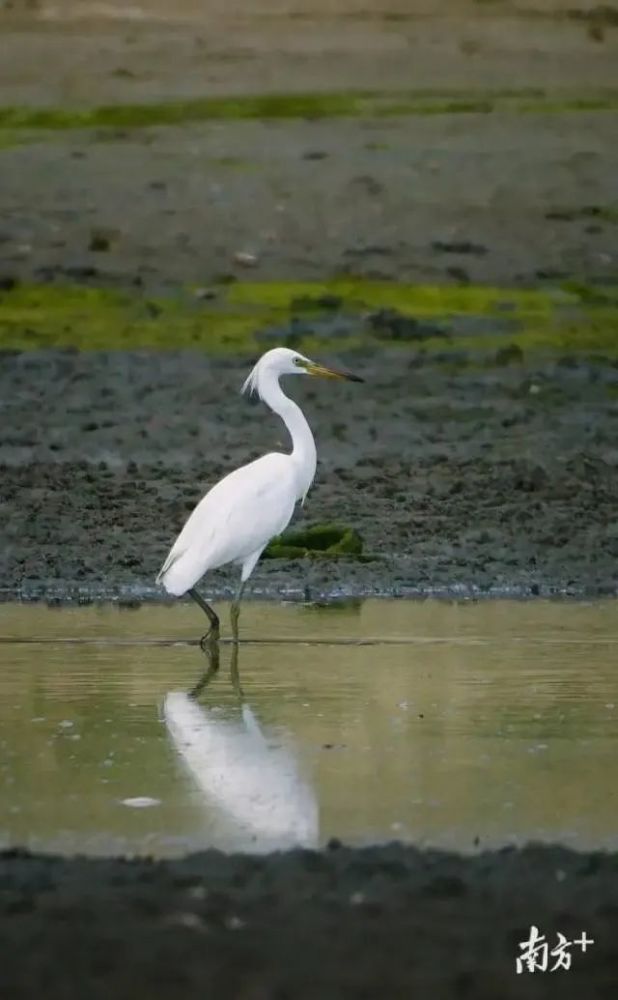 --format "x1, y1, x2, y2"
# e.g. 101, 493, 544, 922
242, 347, 363, 399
